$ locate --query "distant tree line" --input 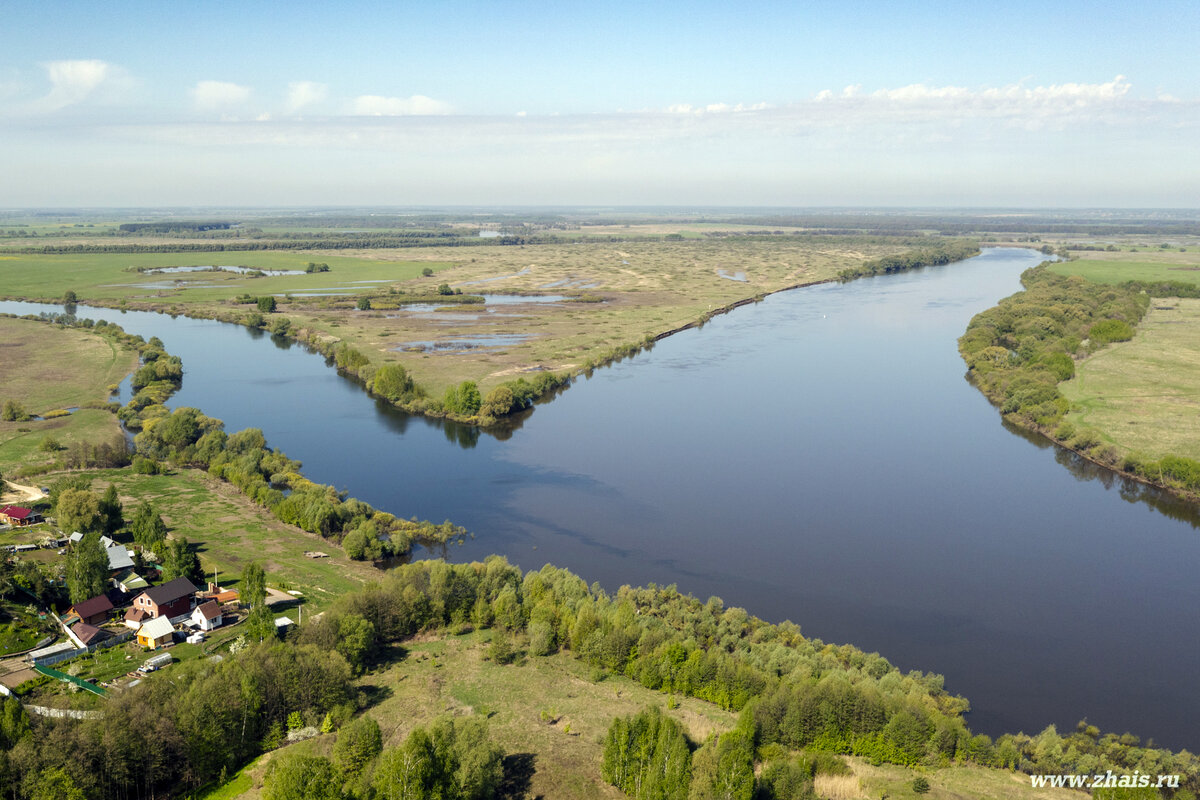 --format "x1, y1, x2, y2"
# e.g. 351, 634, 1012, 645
837, 240, 980, 280
116, 221, 232, 233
